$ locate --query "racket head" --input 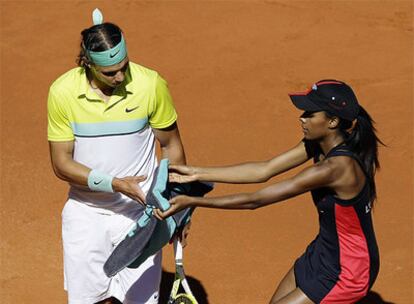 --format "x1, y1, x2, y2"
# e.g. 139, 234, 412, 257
168, 275, 181, 302
172, 293, 198, 304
